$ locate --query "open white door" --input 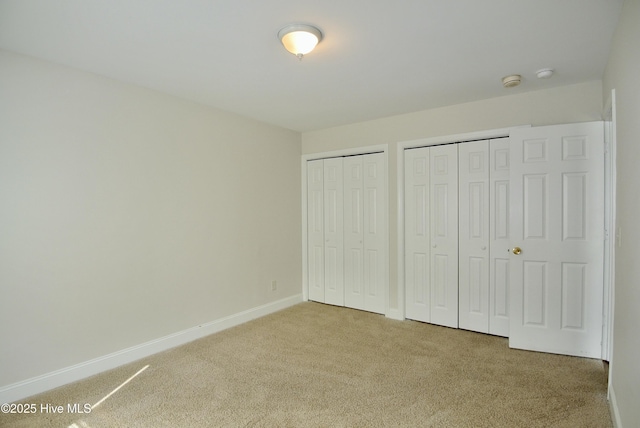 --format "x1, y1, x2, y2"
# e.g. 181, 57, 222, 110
509, 122, 604, 358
